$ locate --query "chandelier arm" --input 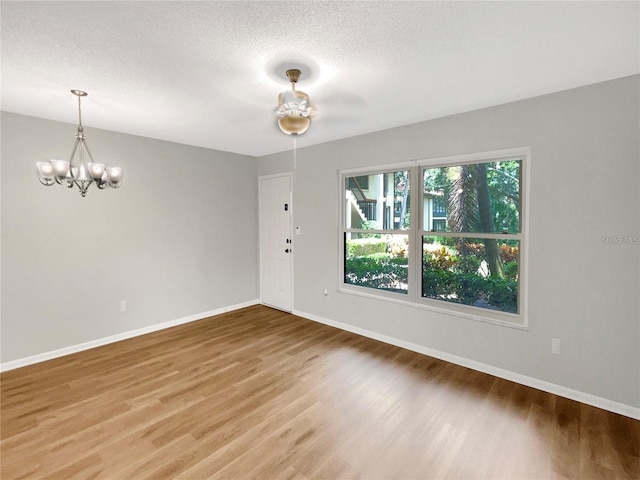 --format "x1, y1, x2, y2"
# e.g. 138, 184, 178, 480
77, 136, 87, 178
75, 178, 91, 197
82, 139, 96, 164
67, 137, 81, 176
39, 177, 55, 186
